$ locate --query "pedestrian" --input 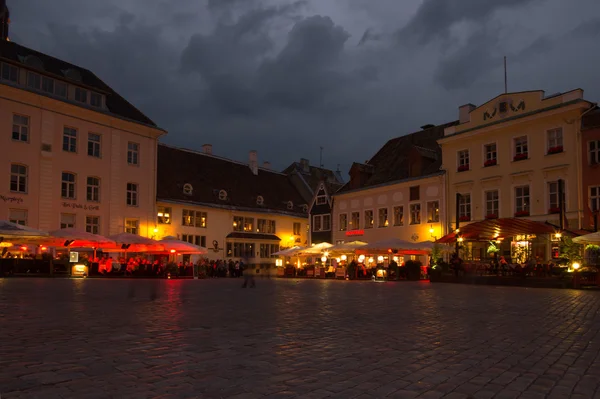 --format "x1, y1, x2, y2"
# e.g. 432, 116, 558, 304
241, 257, 255, 288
